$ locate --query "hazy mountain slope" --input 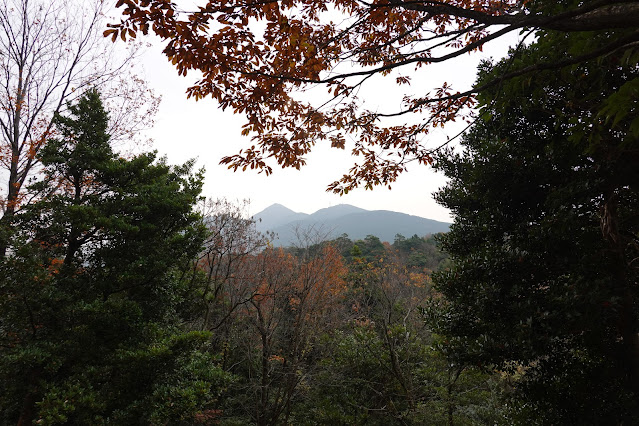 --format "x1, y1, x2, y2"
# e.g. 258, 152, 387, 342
254, 204, 450, 246
253, 203, 309, 231
309, 204, 367, 221
323, 210, 450, 242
